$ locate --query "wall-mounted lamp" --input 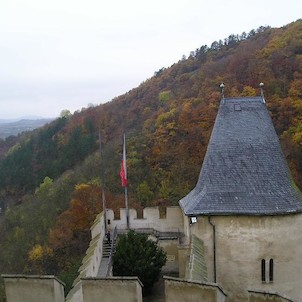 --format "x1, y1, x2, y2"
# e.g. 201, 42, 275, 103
190, 216, 197, 224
